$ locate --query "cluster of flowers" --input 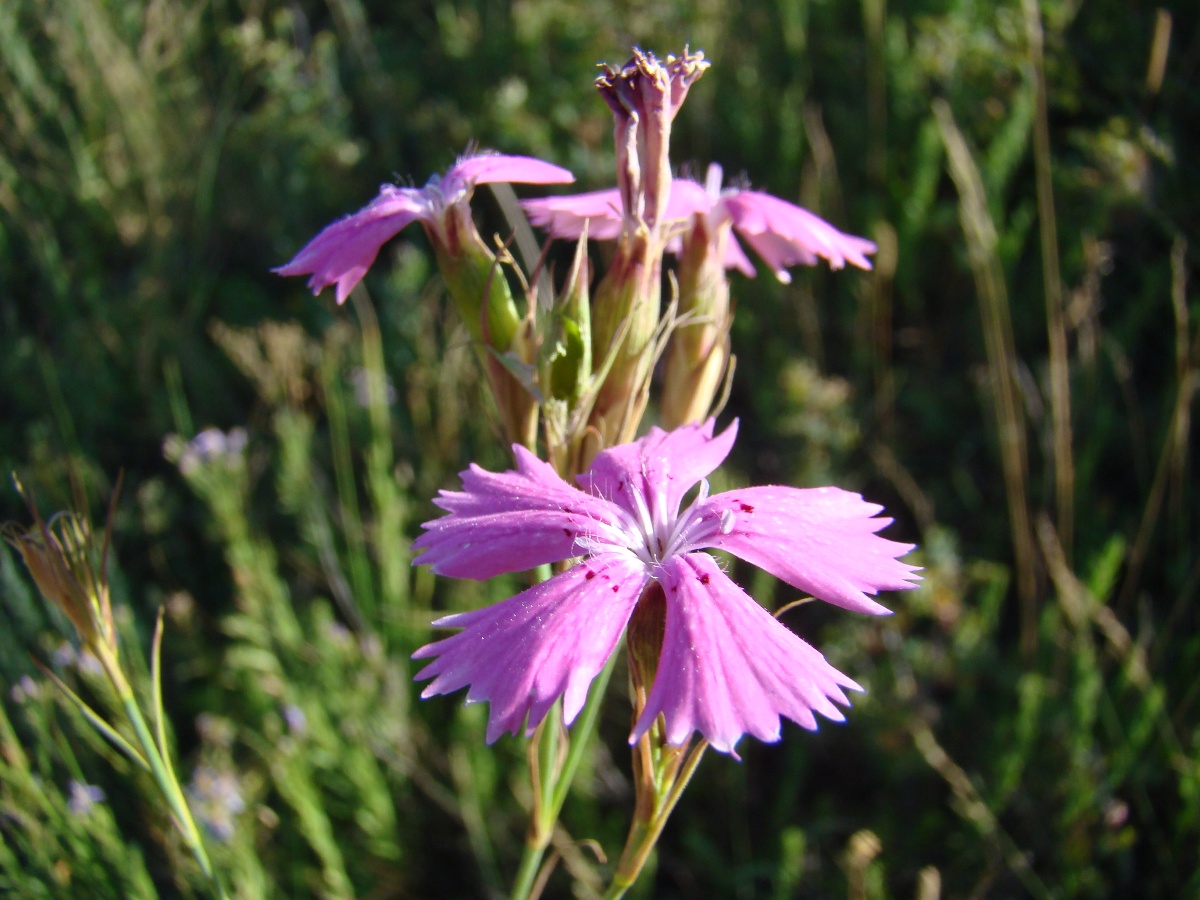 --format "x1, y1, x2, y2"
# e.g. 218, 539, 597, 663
276, 48, 918, 758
